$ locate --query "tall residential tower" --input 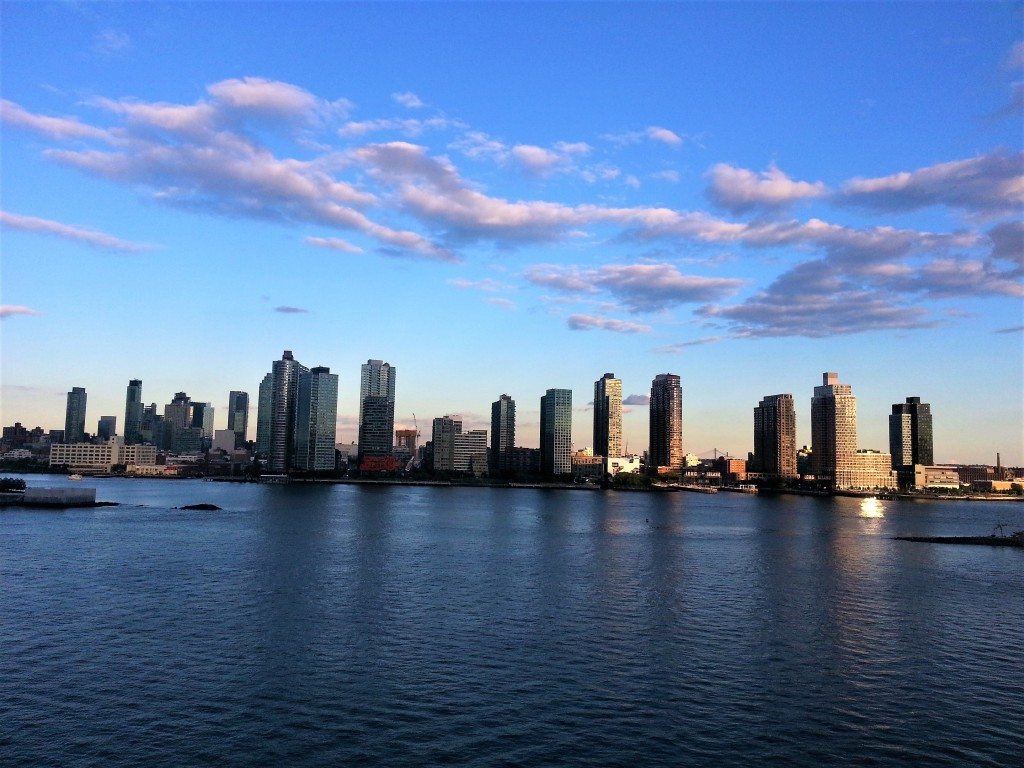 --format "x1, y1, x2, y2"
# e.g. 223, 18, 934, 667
64, 386, 87, 443
124, 379, 143, 444
810, 372, 857, 489
649, 374, 683, 471
753, 394, 797, 479
268, 350, 308, 473
227, 390, 249, 448
593, 373, 622, 458
357, 359, 396, 460
293, 367, 339, 472
490, 394, 515, 475
889, 397, 934, 470
540, 388, 572, 476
